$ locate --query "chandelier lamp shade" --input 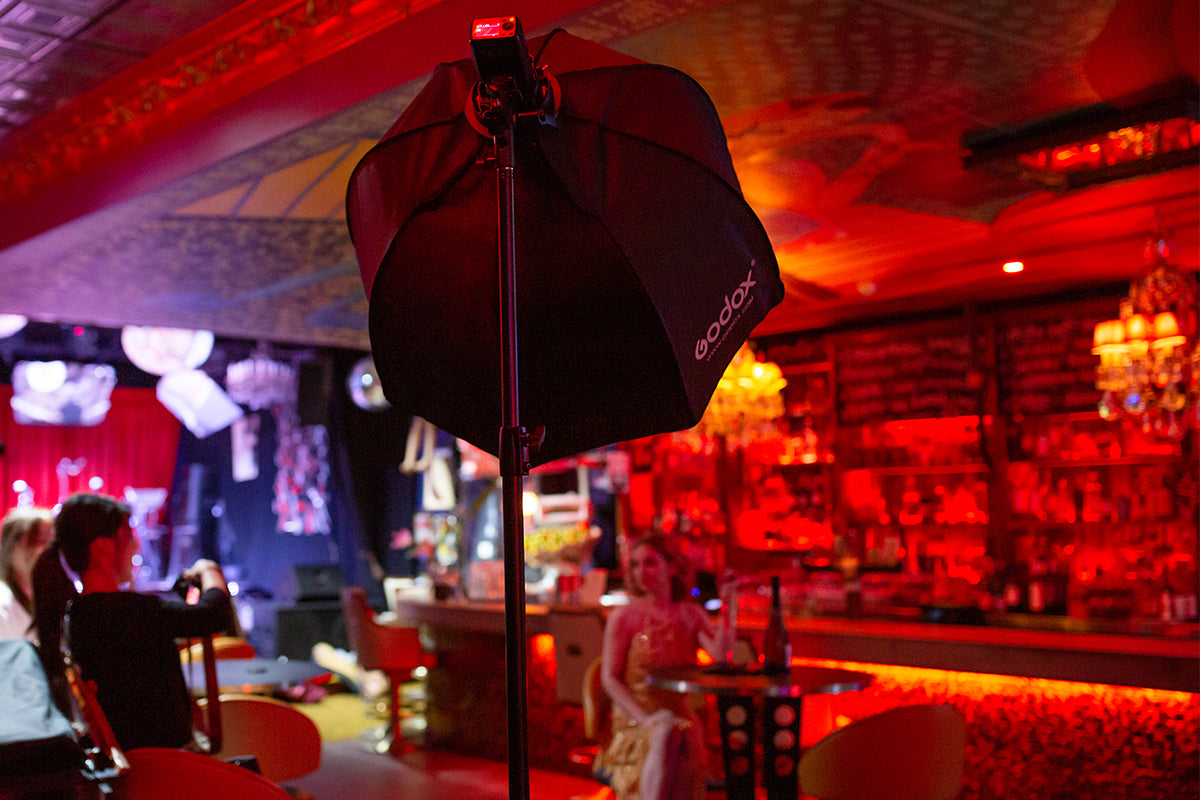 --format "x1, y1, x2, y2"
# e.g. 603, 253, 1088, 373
697, 342, 787, 440
225, 344, 298, 411
120, 326, 215, 376
1092, 233, 1198, 437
